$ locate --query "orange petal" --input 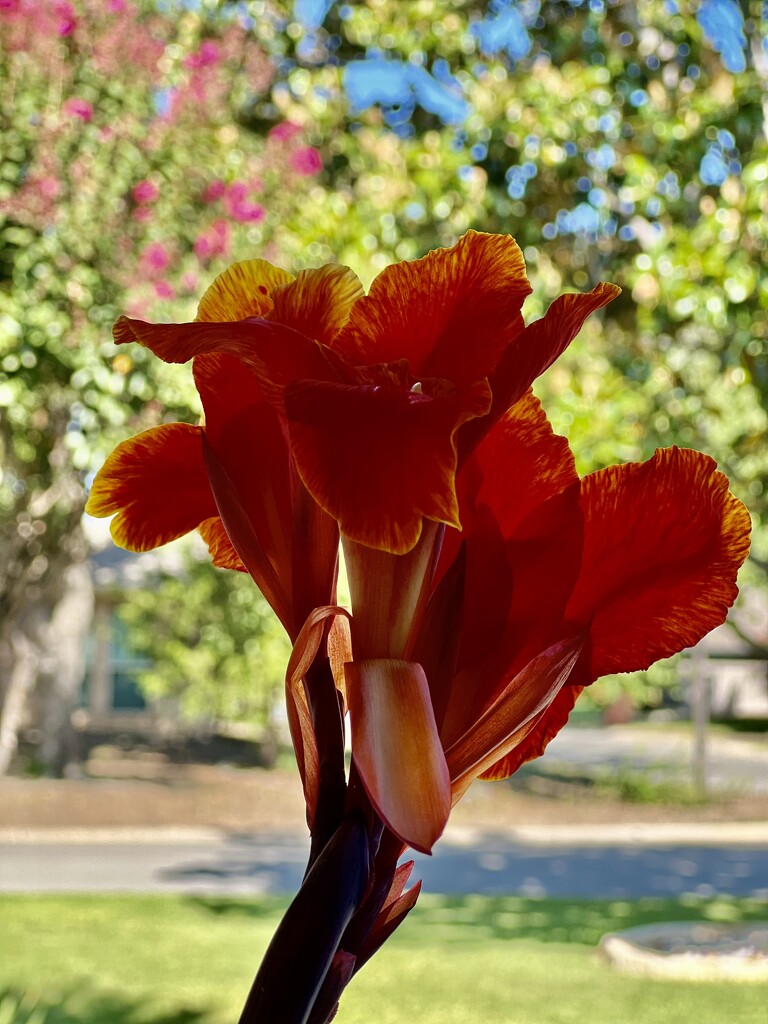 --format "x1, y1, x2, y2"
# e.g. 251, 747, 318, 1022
345, 659, 451, 854
334, 231, 531, 384
566, 447, 751, 680
342, 521, 441, 660
479, 685, 584, 780
285, 379, 491, 554
286, 605, 352, 828
328, 613, 353, 704
194, 352, 294, 593
201, 433, 294, 635
437, 394, 582, 747
85, 423, 217, 551
196, 258, 293, 322
269, 264, 364, 346
197, 517, 245, 572
114, 315, 338, 408
445, 633, 584, 798
462, 282, 620, 457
